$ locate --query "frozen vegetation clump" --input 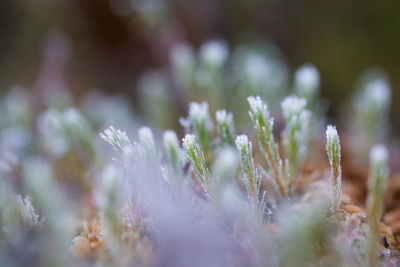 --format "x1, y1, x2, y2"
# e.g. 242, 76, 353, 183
0, 40, 399, 267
